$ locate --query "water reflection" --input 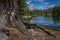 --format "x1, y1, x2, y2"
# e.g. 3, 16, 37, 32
30, 16, 60, 28
52, 16, 60, 24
